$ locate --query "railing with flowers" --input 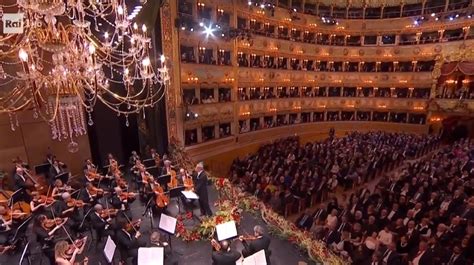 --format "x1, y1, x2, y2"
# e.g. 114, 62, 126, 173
169, 140, 347, 265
